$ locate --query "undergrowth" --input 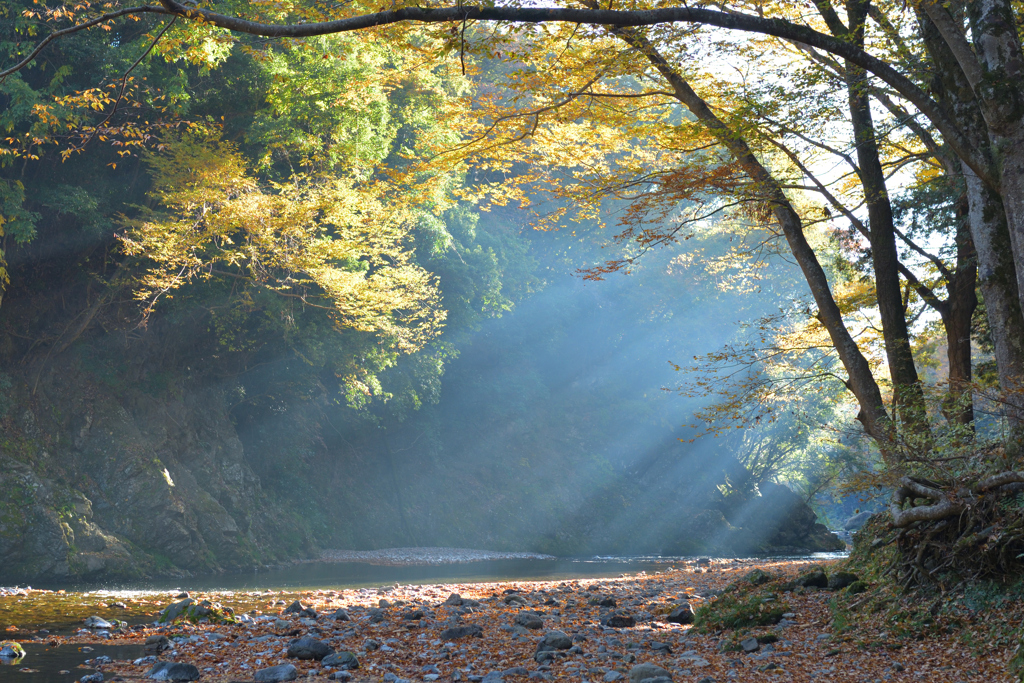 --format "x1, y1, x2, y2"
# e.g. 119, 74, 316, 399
841, 514, 1024, 680
693, 584, 789, 632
